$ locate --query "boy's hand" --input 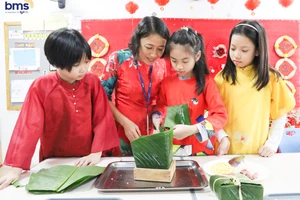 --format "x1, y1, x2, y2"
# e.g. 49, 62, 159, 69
75, 152, 102, 167
216, 136, 230, 156
258, 145, 275, 157
0, 166, 23, 190
122, 118, 141, 142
